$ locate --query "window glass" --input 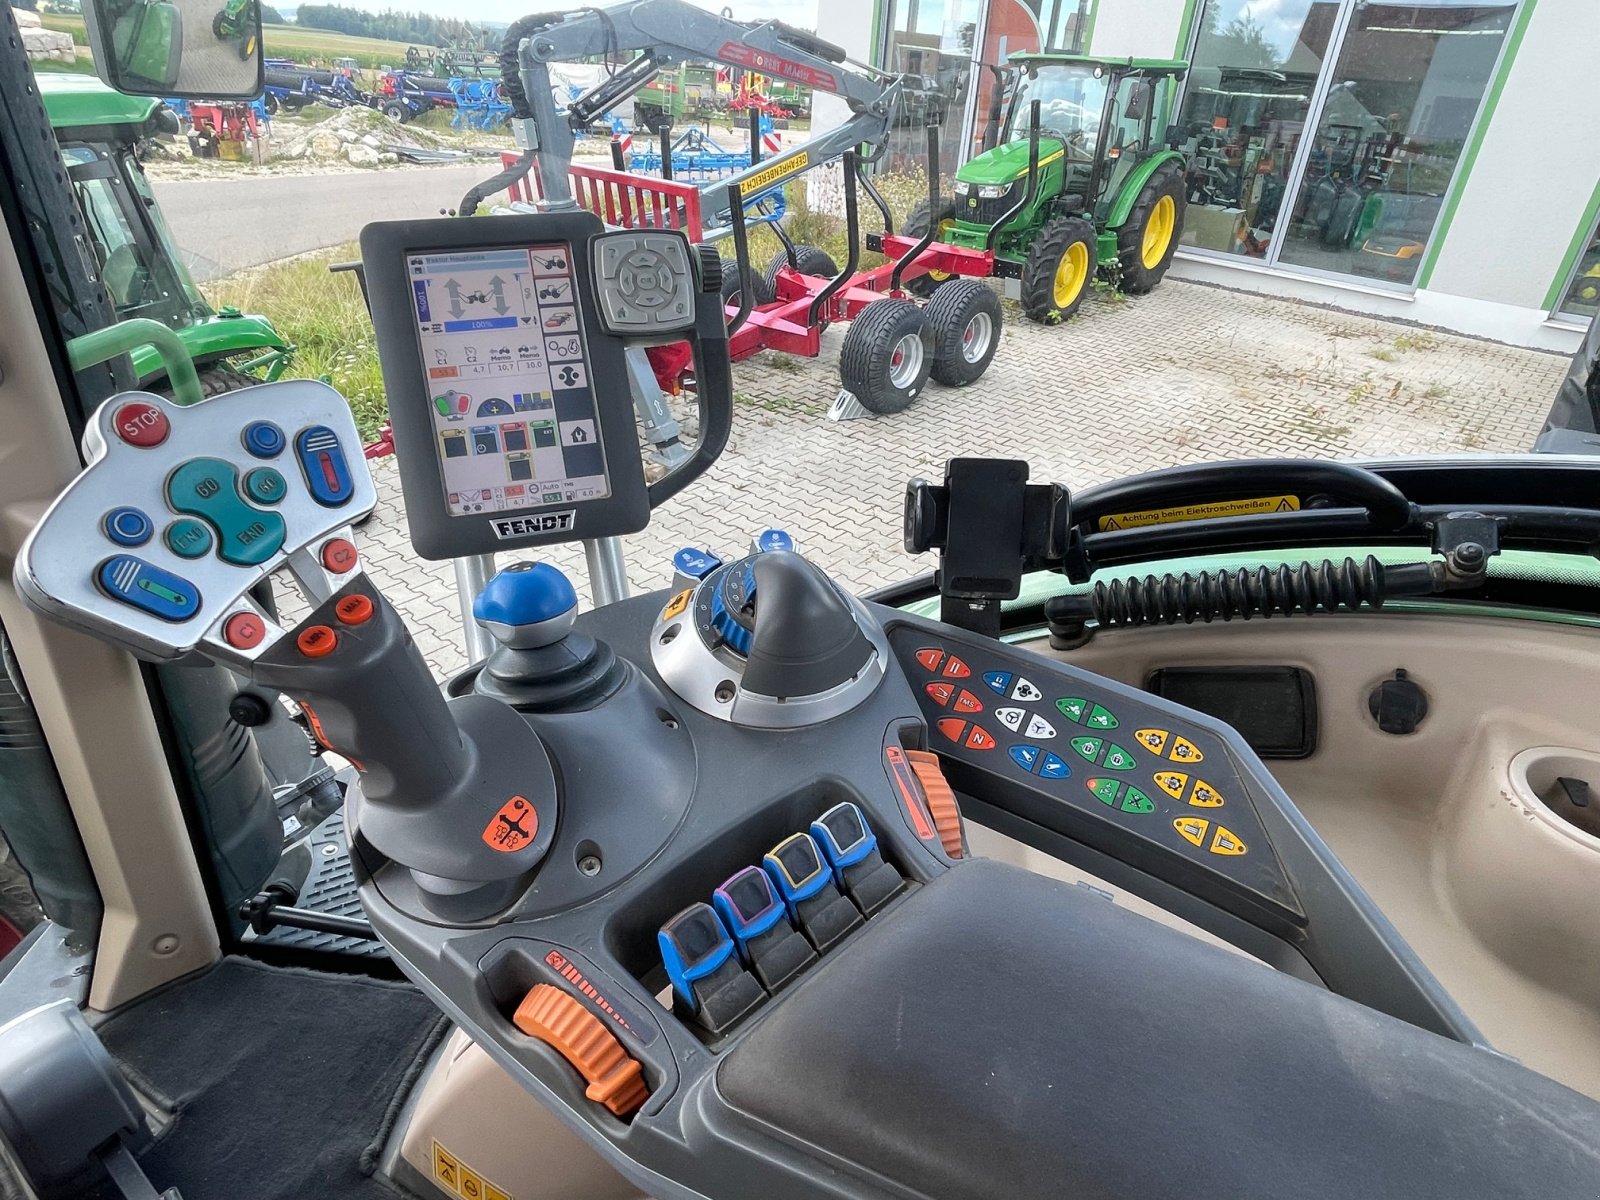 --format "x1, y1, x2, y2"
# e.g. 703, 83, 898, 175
1277, 2, 1516, 284
882, 0, 984, 174
1555, 222, 1600, 321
